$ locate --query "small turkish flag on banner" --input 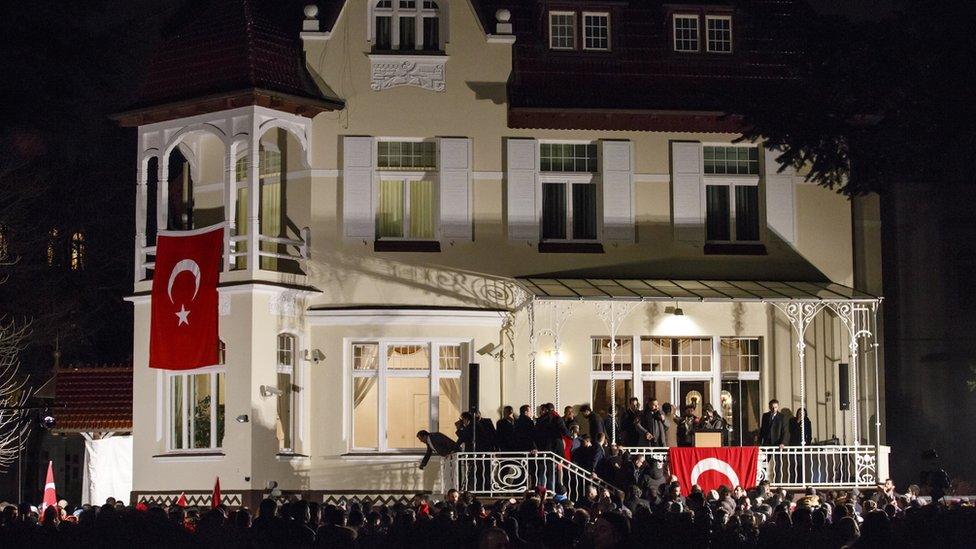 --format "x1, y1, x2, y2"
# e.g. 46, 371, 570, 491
668, 446, 759, 496
176, 492, 188, 508
41, 461, 56, 514
149, 225, 223, 370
